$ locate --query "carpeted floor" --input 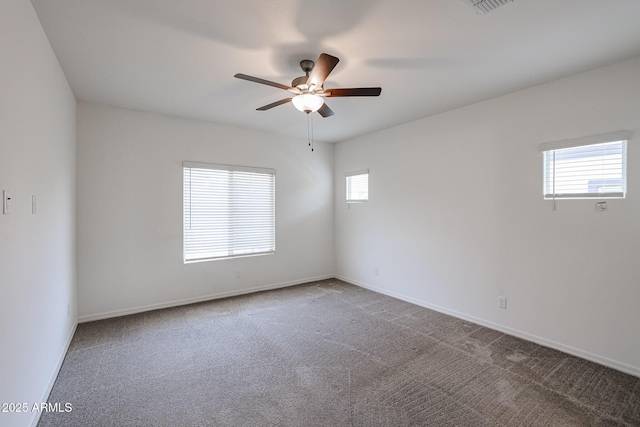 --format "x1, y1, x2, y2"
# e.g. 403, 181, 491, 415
39, 279, 639, 426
